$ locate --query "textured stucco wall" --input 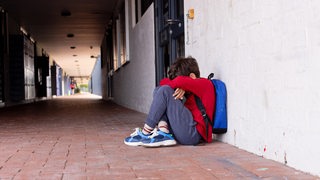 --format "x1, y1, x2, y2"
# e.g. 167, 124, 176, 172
185, 0, 320, 176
